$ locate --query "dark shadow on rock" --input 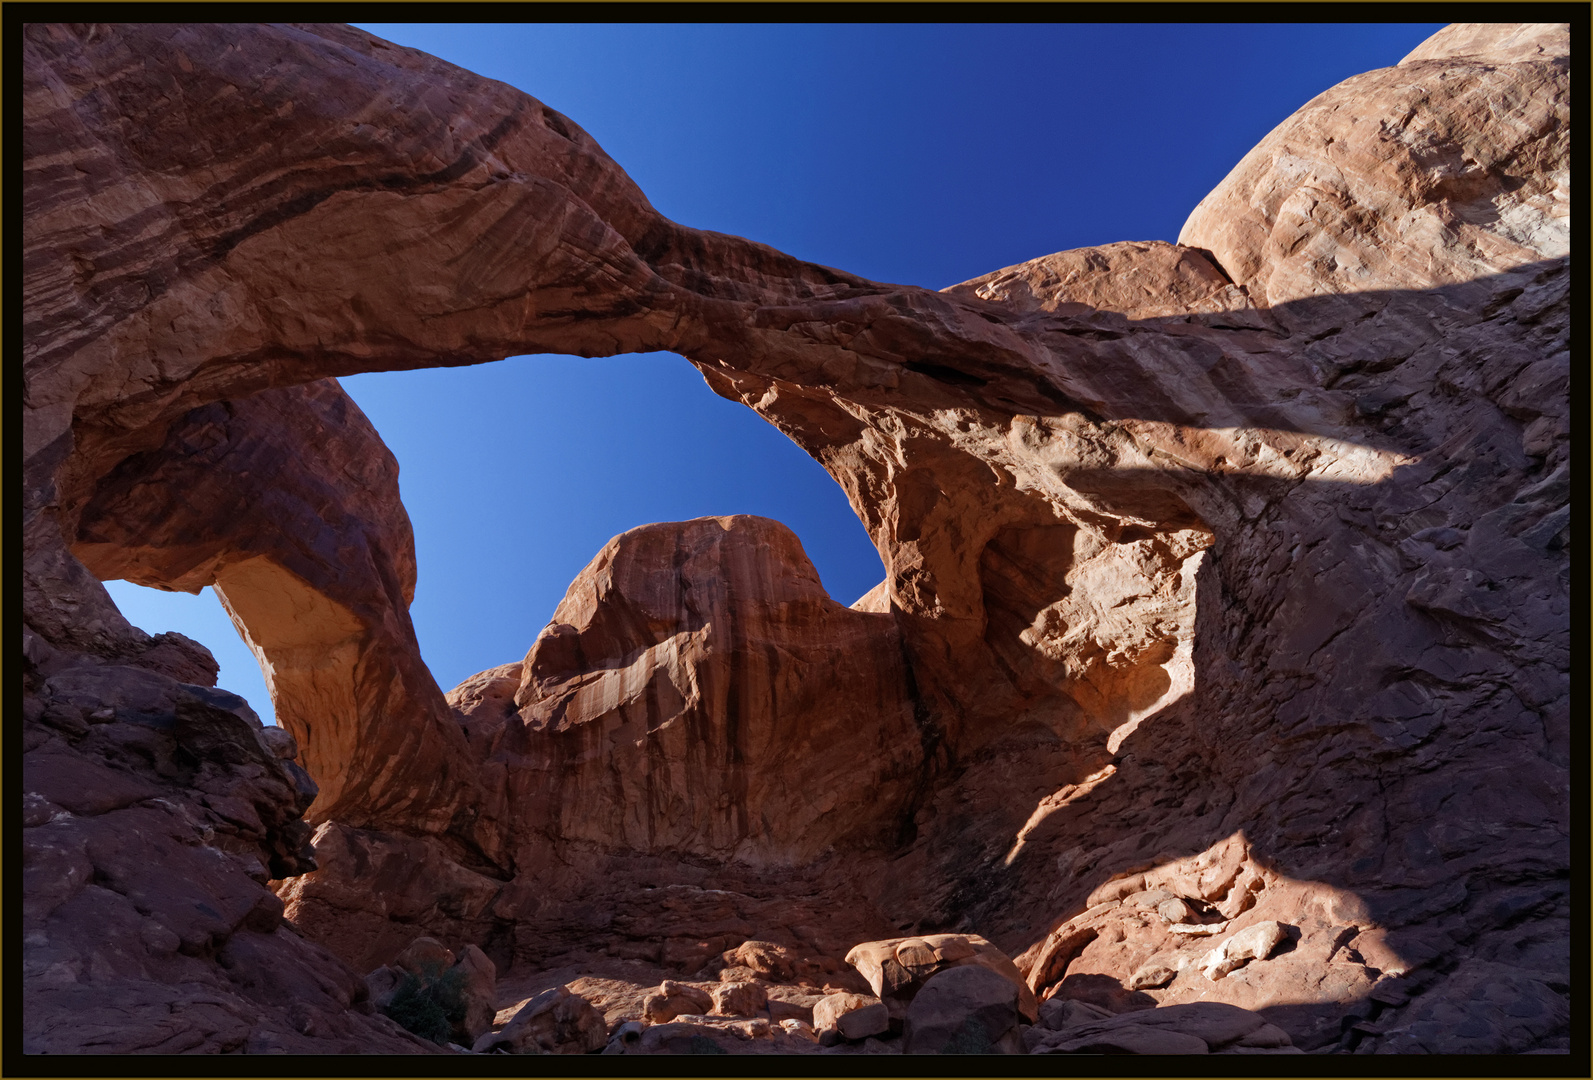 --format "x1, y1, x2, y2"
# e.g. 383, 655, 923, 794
858, 262, 1568, 1056
1050, 974, 1159, 1016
